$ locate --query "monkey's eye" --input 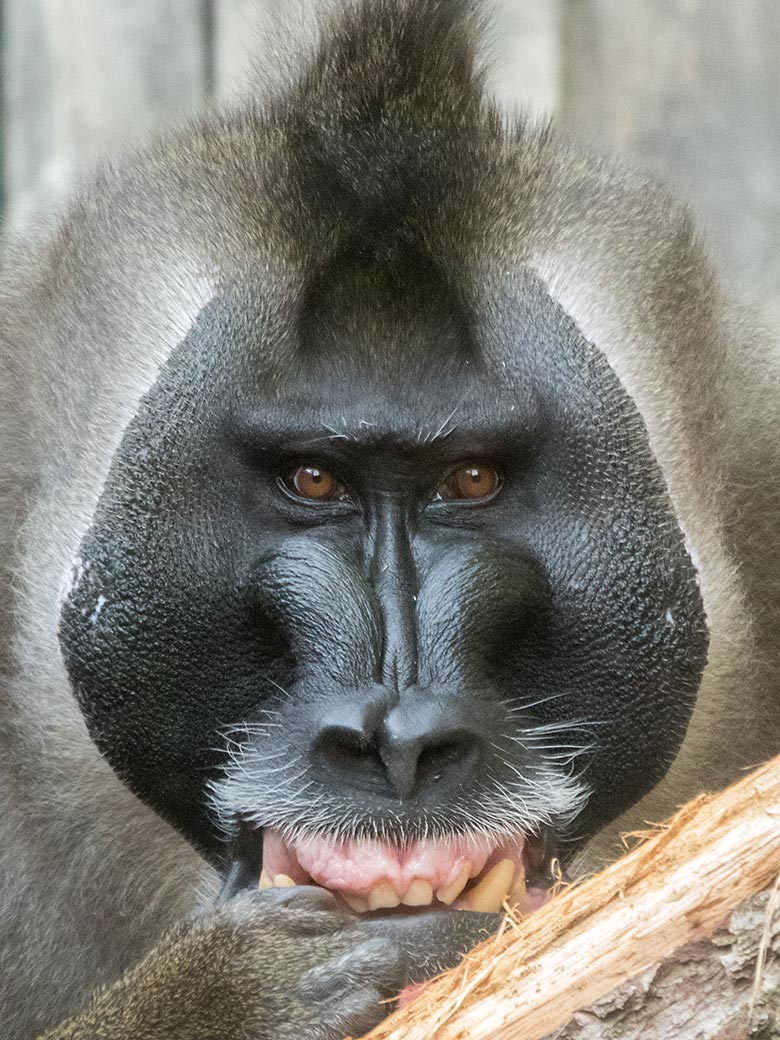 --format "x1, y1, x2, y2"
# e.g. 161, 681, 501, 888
433, 463, 502, 503
280, 464, 352, 503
